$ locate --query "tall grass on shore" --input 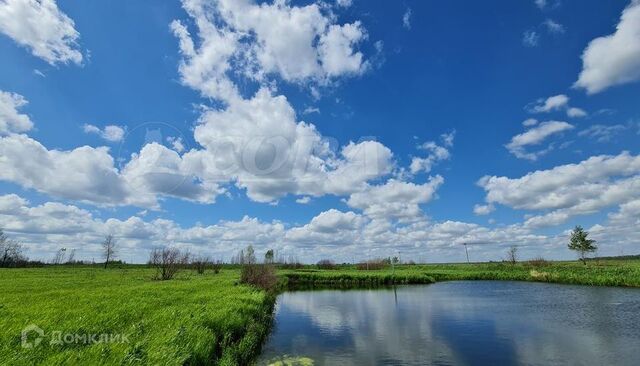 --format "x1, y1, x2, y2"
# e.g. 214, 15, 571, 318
283, 271, 435, 288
